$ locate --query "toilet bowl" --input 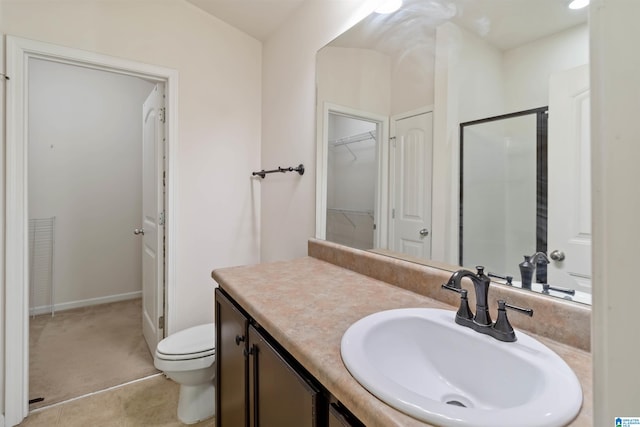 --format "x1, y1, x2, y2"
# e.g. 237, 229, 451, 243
154, 323, 216, 424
